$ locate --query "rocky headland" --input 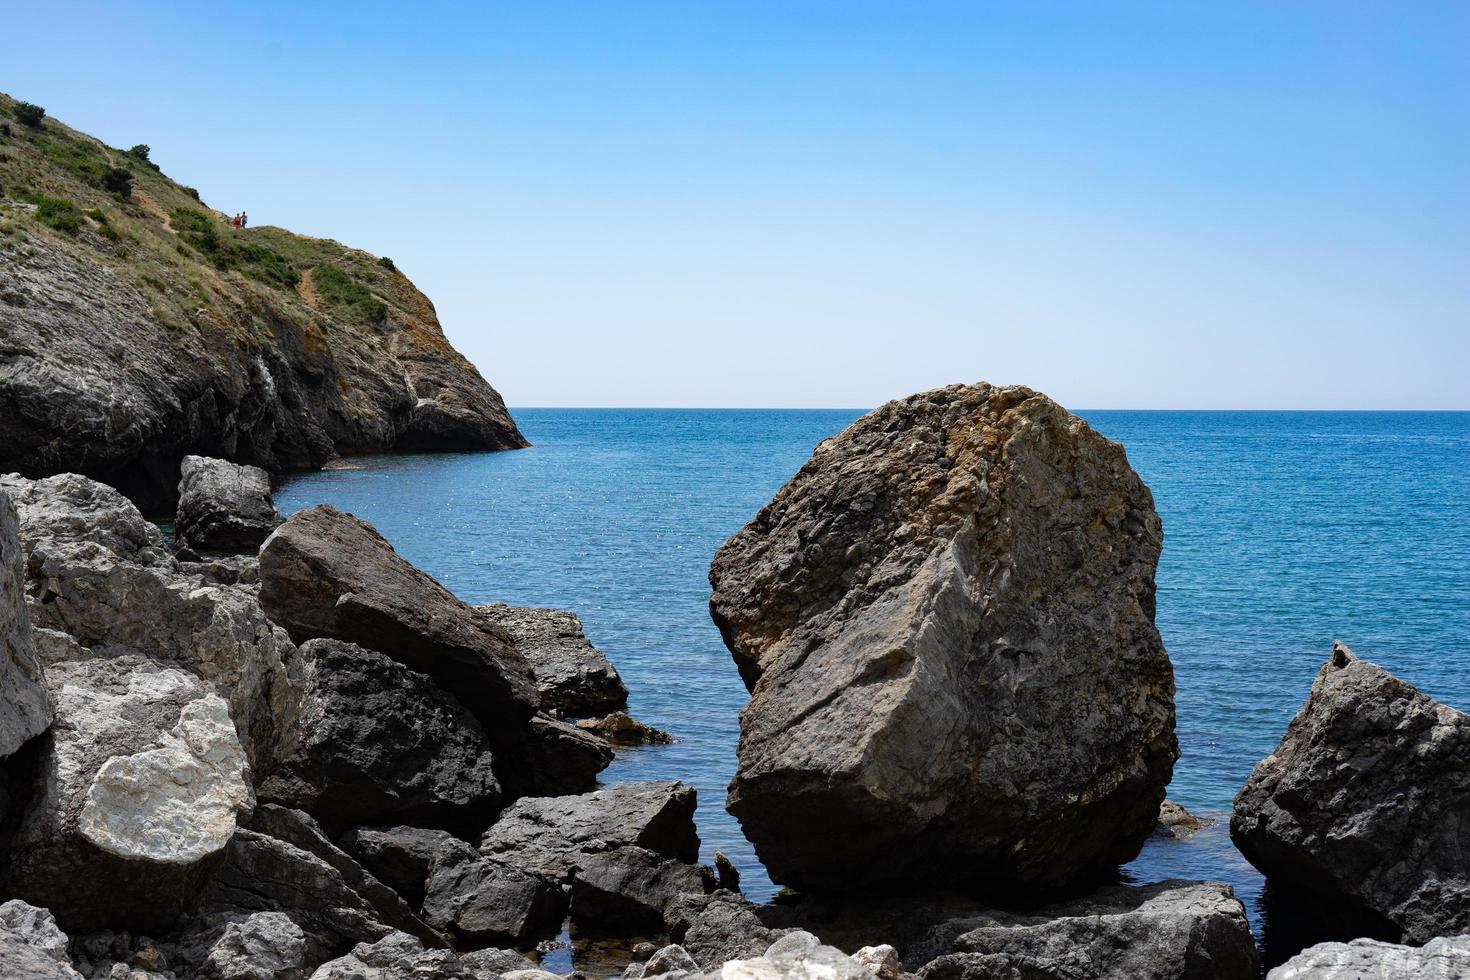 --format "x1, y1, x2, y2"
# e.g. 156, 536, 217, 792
0, 93, 525, 514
